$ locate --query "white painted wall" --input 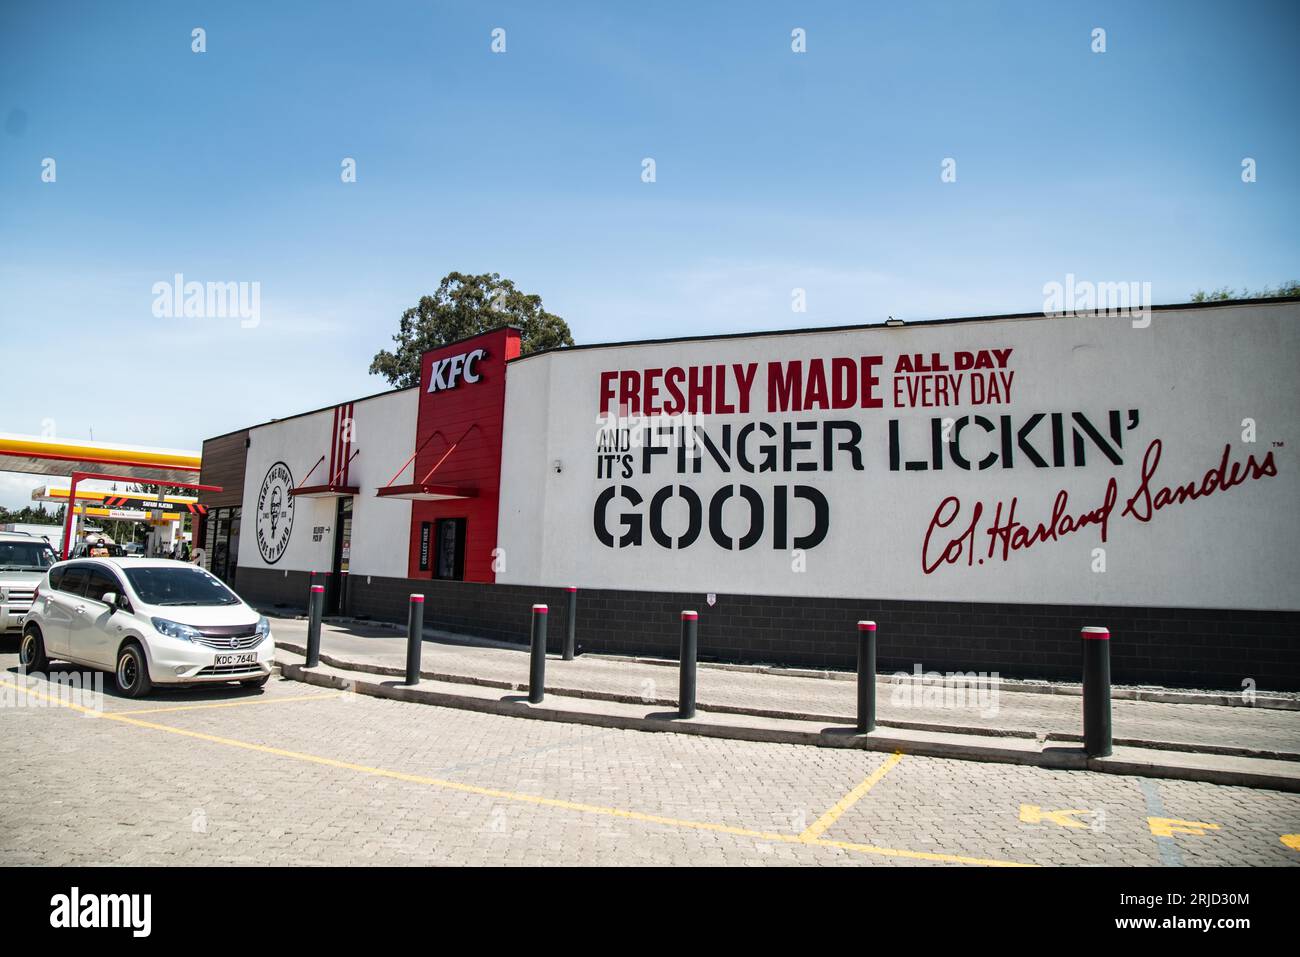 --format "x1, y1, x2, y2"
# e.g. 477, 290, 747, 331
347, 389, 418, 578
238, 388, 417, 577
497, 303, 1300, 610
